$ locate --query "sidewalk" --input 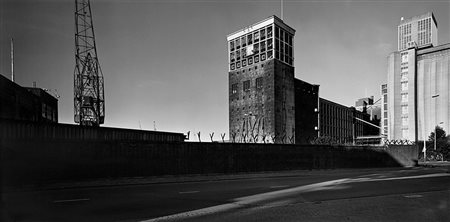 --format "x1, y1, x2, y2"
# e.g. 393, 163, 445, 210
418, 160, 450, 168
